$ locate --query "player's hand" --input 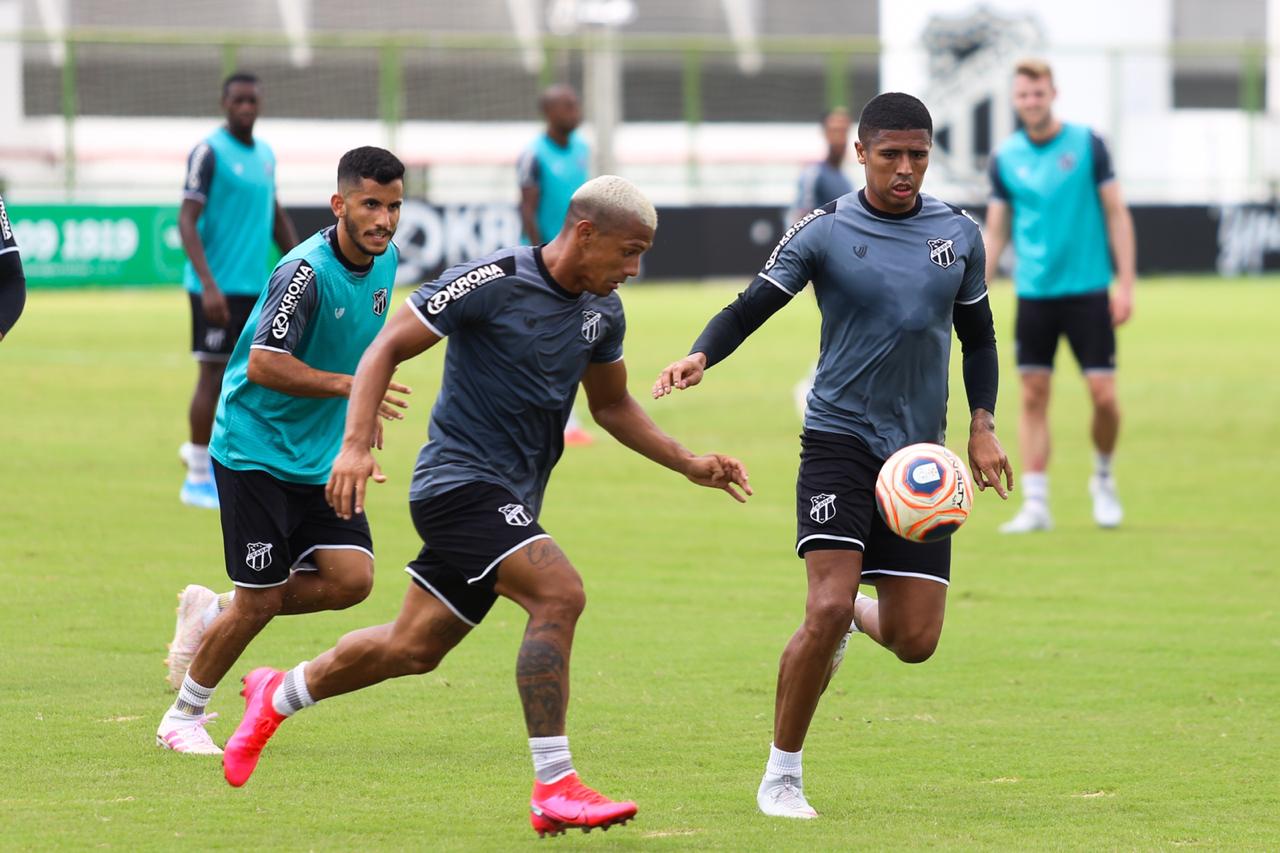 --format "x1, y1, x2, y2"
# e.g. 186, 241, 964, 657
968, 428, 1013, 499
1110, 284, 1134, 326
201, 286, 230, 327
683, 453, 753, 503
326, 444, 386, 519
652, 353, 708, 399
372, 420, 384, 451
378, 381, 412, 420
